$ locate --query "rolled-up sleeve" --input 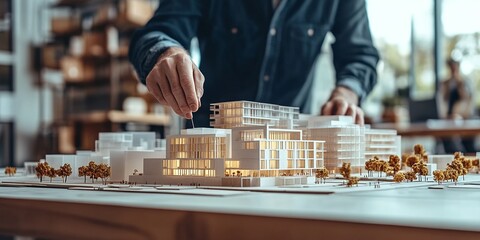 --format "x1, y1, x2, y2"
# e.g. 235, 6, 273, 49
128, 0, 203, 83
331, 0, 379, 103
